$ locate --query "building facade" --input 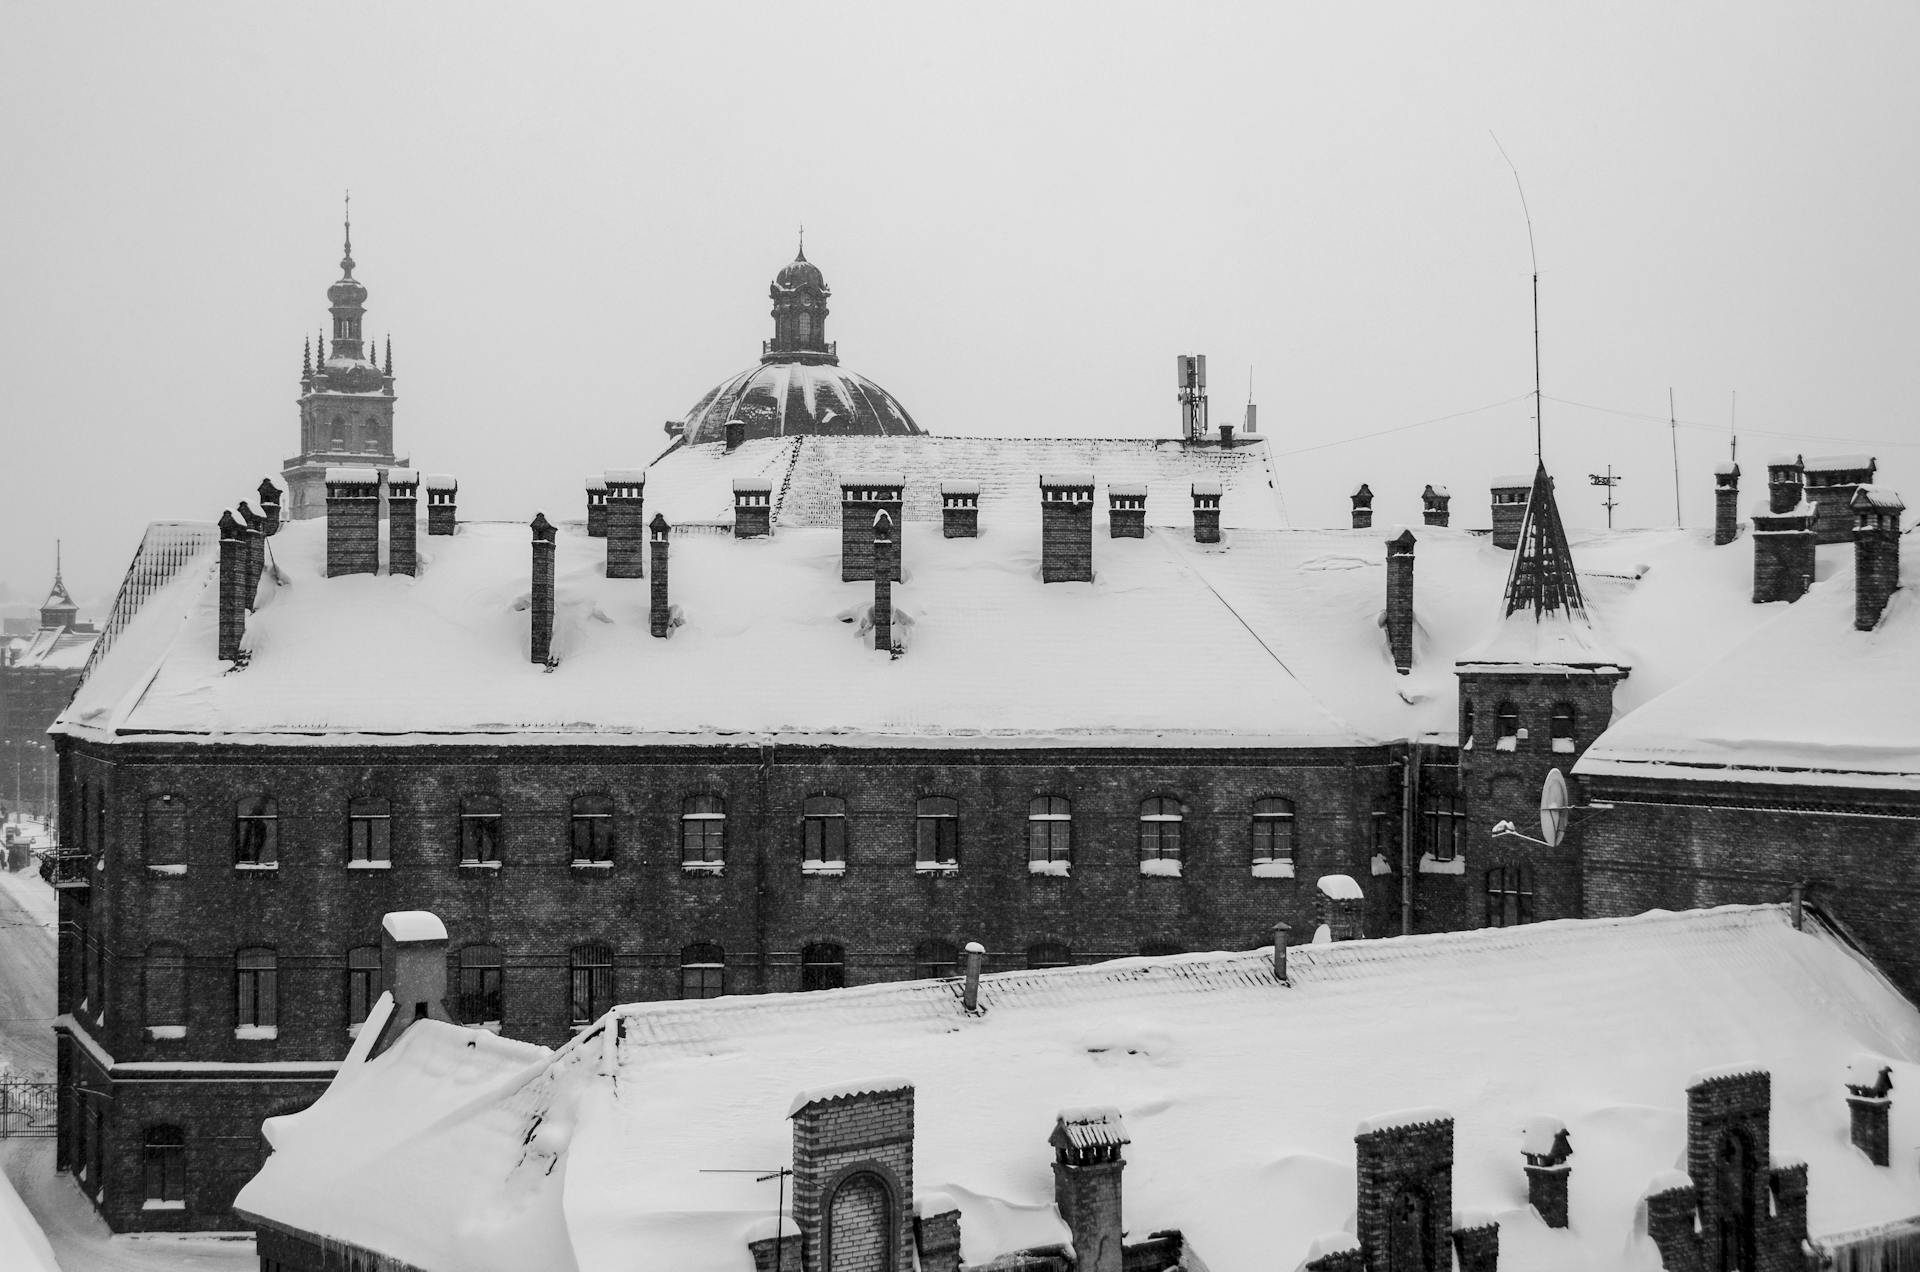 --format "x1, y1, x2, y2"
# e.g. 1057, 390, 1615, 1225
1, 557, 96, 821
